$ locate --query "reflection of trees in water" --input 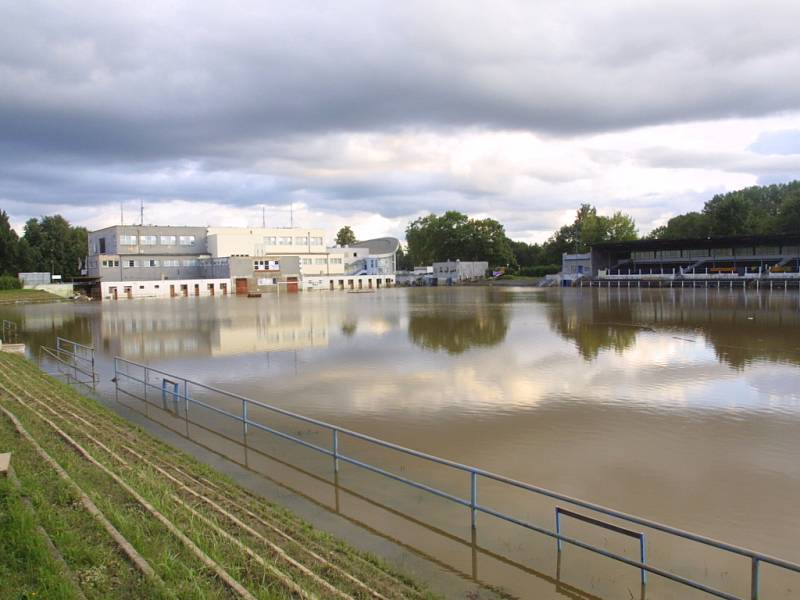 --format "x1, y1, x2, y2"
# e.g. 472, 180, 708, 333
0, 308, 94, 356
552, 319, 639, 361
542, 291, 800, 367
341, 320, 358, 337
408, 294, 508, 354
